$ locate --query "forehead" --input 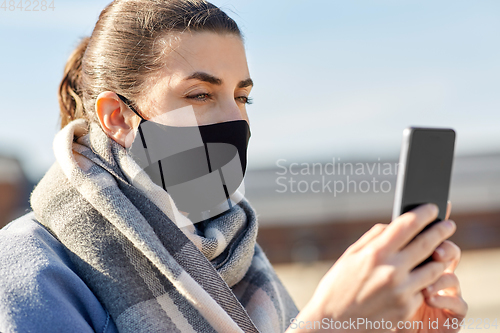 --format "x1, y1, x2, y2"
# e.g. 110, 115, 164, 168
159, 31, 249, 84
